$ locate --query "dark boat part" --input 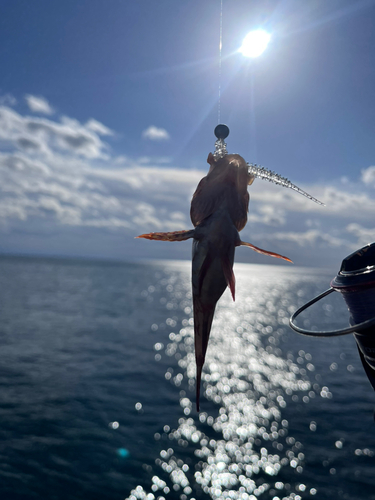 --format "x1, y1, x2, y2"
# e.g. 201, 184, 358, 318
290, 242, 375, 392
